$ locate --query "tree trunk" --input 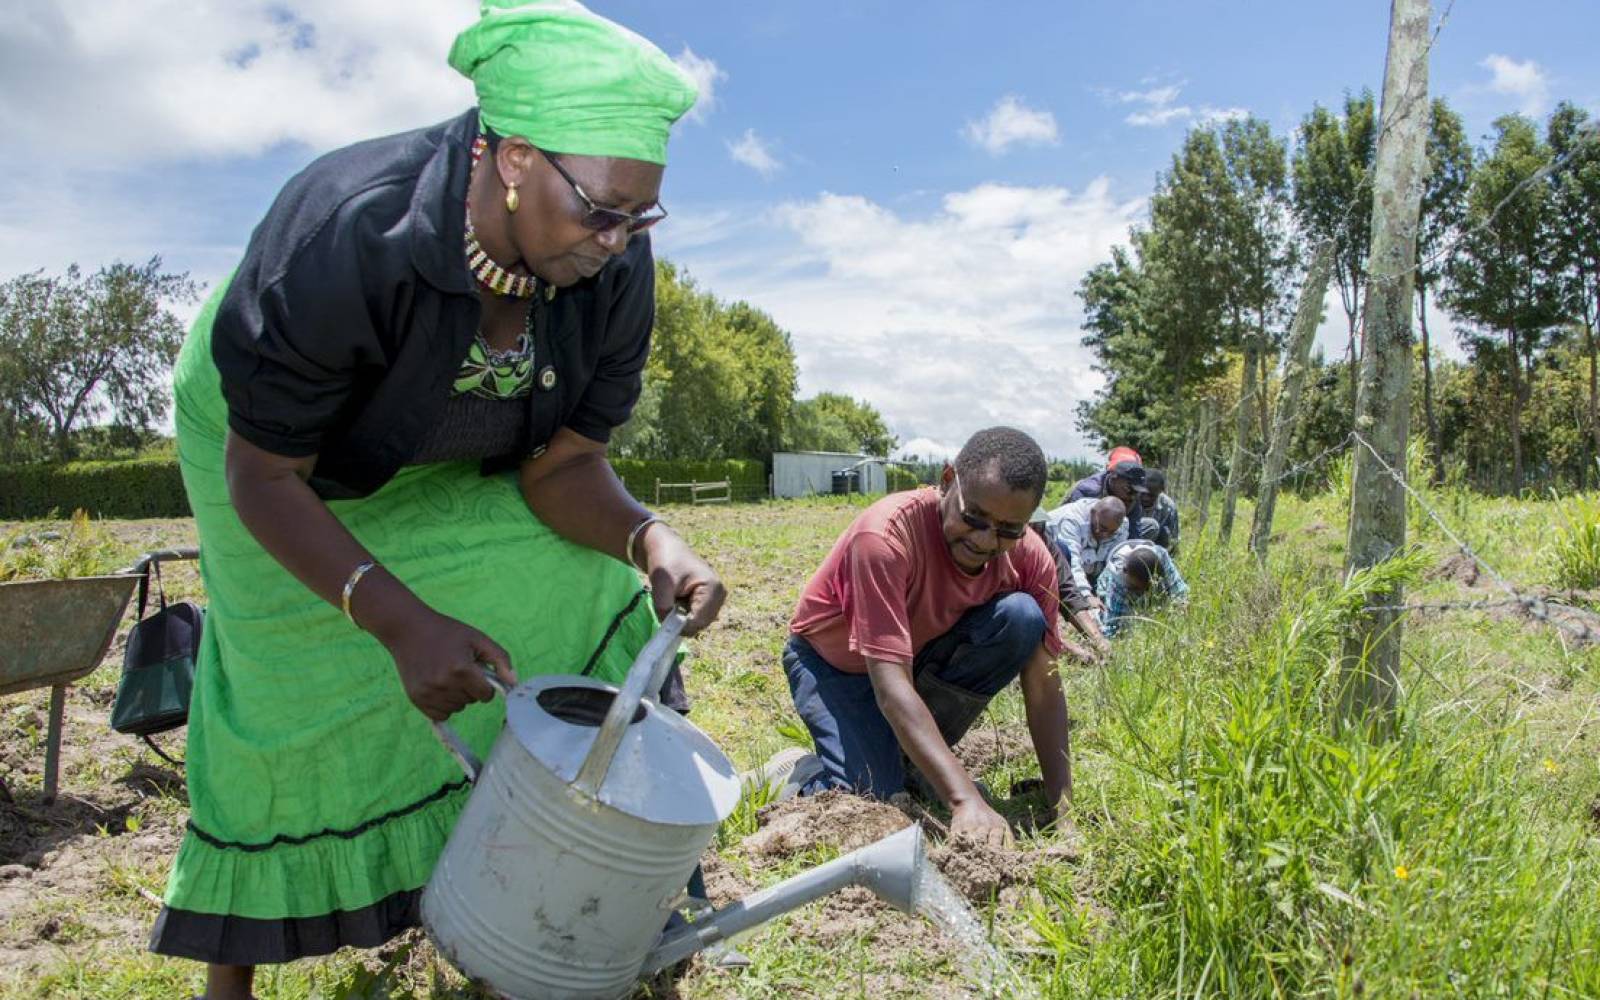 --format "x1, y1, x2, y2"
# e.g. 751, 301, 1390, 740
1341, 0, 1429, 725
1417, 281, 1445, 485
1586, 313, 1598, 479
1258, 342, 1272, 444
1508, 325, 1524, 493
1220, 336, 1260, 543
1251, 242, 1336, 559
1346, 318, 1360, 417
1194, 399, 1218, 532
